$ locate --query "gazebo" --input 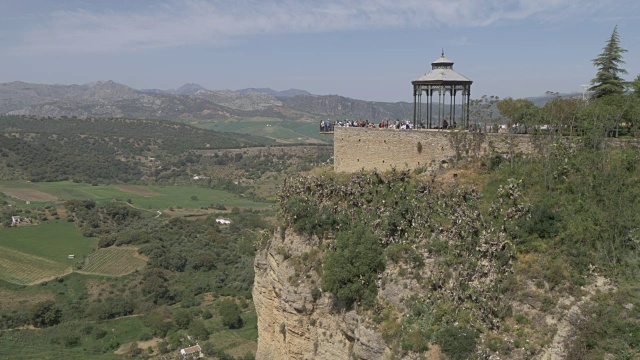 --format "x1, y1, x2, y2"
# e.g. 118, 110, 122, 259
412, 52, 473, 129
